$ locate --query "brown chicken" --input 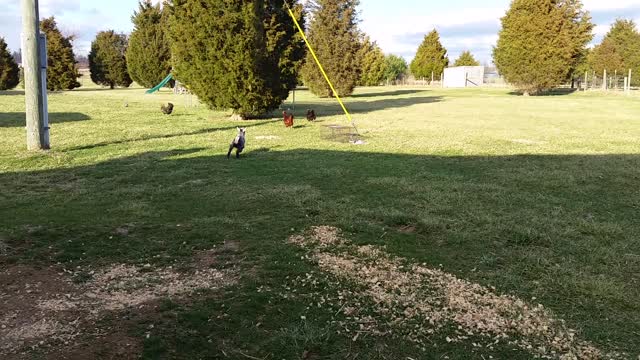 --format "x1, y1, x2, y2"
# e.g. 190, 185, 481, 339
161, 103, 174, 115
283, 110, 294, 128
306, 109, 316, 122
